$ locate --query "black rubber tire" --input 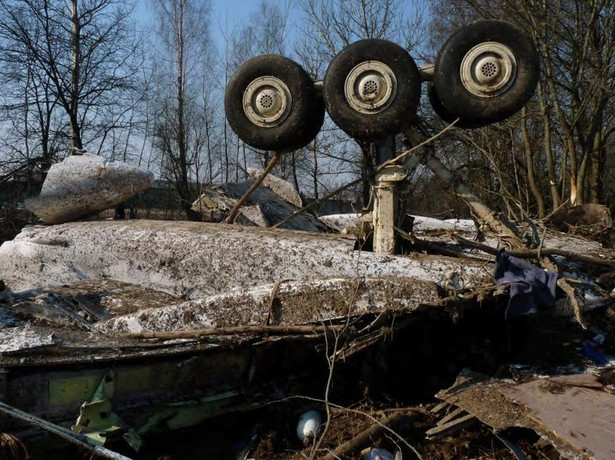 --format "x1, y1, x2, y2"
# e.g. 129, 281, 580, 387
225, 55, 324, 153
427, 85, 490, 129
433, 20, 539, 124
323, 39, 421, 139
